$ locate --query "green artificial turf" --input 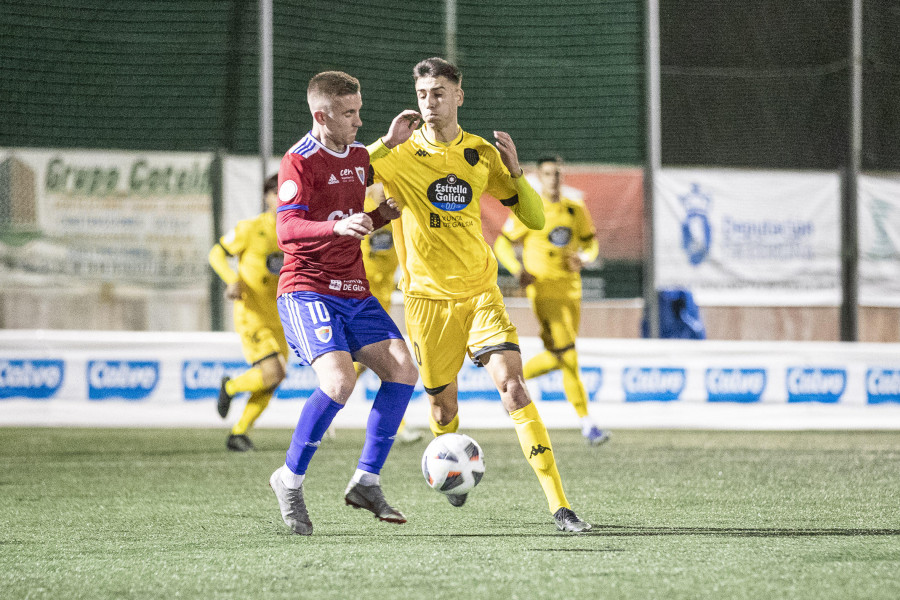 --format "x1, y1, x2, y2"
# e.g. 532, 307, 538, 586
1, 428, 898, 599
